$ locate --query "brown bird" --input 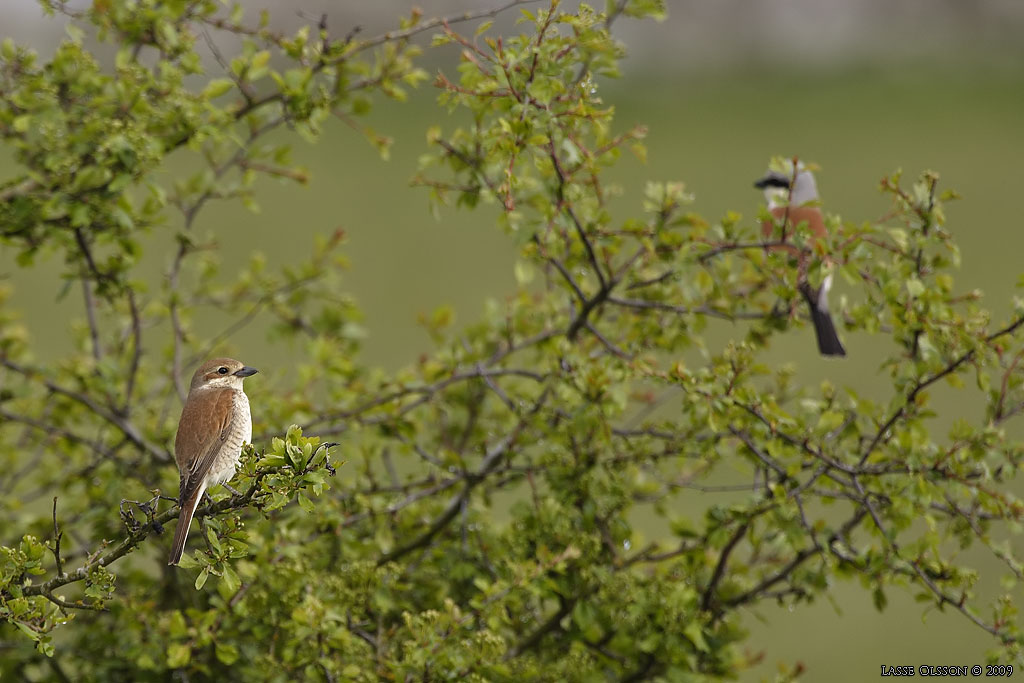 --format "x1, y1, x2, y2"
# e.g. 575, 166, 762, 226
754, 161, 846, 357
168, 358, 258, 566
